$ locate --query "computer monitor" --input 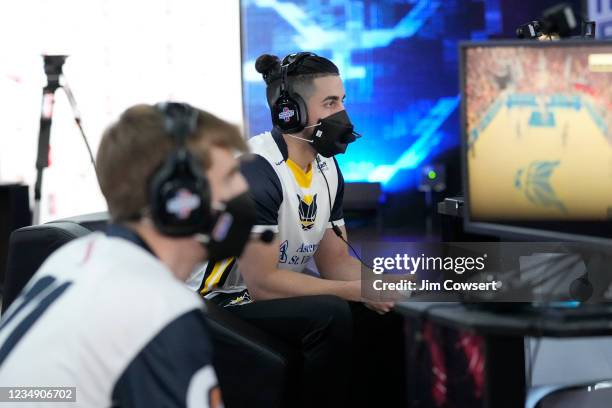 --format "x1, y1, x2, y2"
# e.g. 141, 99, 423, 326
460, 40, 612, 246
